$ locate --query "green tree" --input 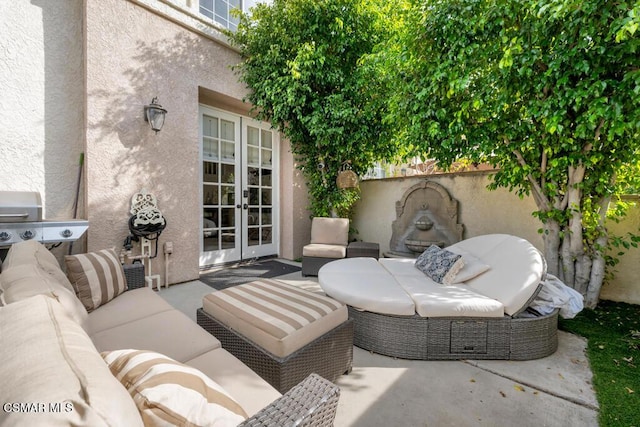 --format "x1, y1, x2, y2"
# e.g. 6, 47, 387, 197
390, 0, 640, 307
228, 0, 403, 218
